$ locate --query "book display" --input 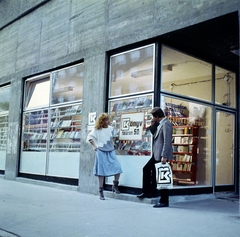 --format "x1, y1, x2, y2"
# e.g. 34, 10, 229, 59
22, 109, 48, 151
22, 105, 82, 152
110, 95, 153, 156
0, 115, 8, 151
165, 102, 200, 185
170, 125, 199, 185
50, 105, 82, 152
